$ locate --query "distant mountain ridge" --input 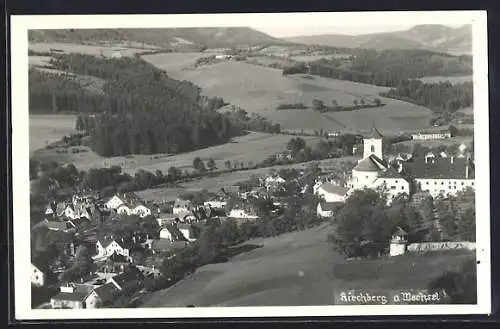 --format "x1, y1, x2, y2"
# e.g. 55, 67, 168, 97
284, 24, 472, 55
28, 27, 283, 49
